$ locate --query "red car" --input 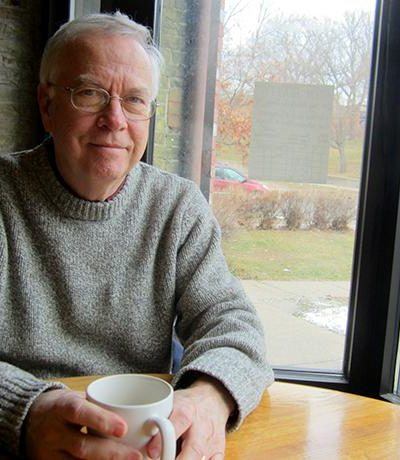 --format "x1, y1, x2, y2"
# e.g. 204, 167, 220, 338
212, 165, 269, 193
